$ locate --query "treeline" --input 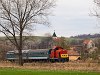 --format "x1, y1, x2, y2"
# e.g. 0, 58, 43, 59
70, 33, 100, 39
0, 36, 100, 62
